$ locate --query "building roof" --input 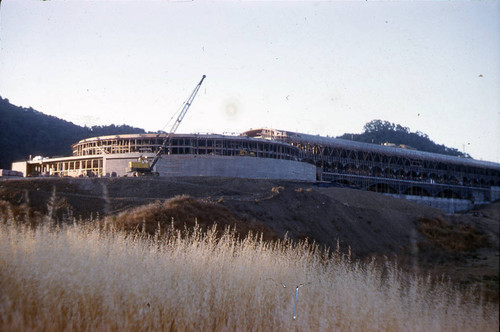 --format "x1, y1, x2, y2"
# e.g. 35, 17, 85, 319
242, 128, 500, 170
